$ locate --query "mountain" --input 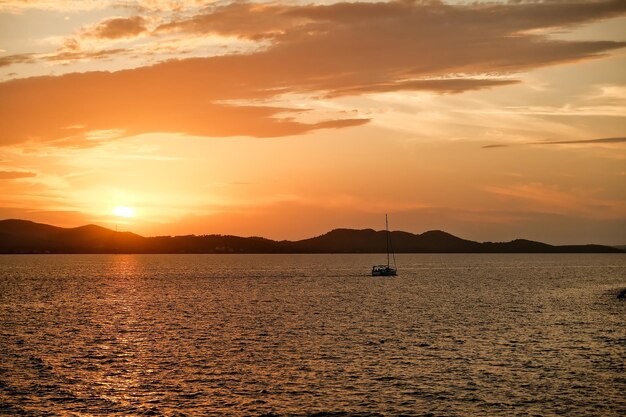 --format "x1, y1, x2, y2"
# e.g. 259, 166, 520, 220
0, 220, 145, 253
0, 219, 622, 254
291, 229, 481, 253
